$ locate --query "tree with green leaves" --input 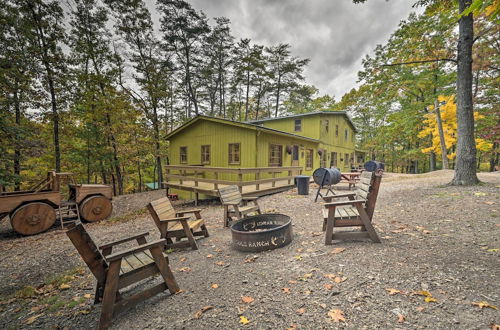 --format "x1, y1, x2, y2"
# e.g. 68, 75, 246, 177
105, 0, 171, 187
17, 0, 67, 172
158, 0, 210, 117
